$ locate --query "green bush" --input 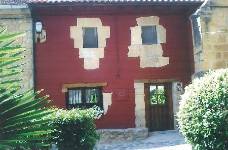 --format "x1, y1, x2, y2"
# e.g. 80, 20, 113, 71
177, 69, 228, 150
49, 107, 102, 150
